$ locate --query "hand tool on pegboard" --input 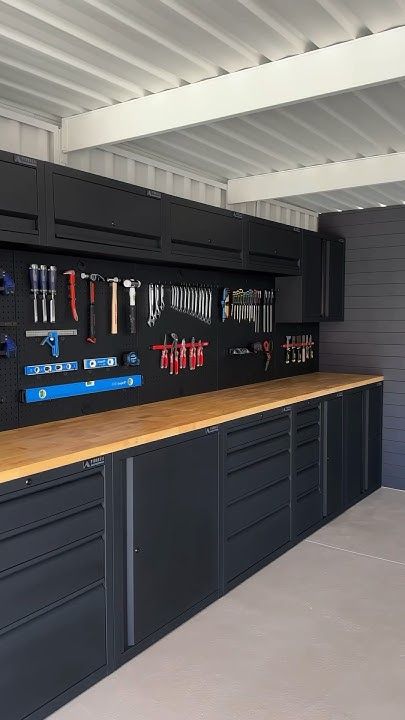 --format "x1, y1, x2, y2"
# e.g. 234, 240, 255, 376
309, 334, 314, 359
189, 336, 196, 370
25, 329, 78, 358
24, 361, 78, 375
80, 273, 105, 344
123, 279, 141, 334
83, 357, 117, 369
107, 276, 120, 335
123, 351, 140, 367
285, 335, 291, 364
148, 283, 164, 327
180, 338, 187, 370
28, 263, 39, 323
63, 270, 78, 322
39, 264, 47, 323
160, 334, 169, 370
0, 269, 15, 295
22, 374, 143, 404
263, 339, 273, 372
0, 334, 16, 358
151, 337, 209, 372
221, 288, 230, 322
48, 265, 57, 323
171, 284, 212, 324
170, 333, 179, 375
